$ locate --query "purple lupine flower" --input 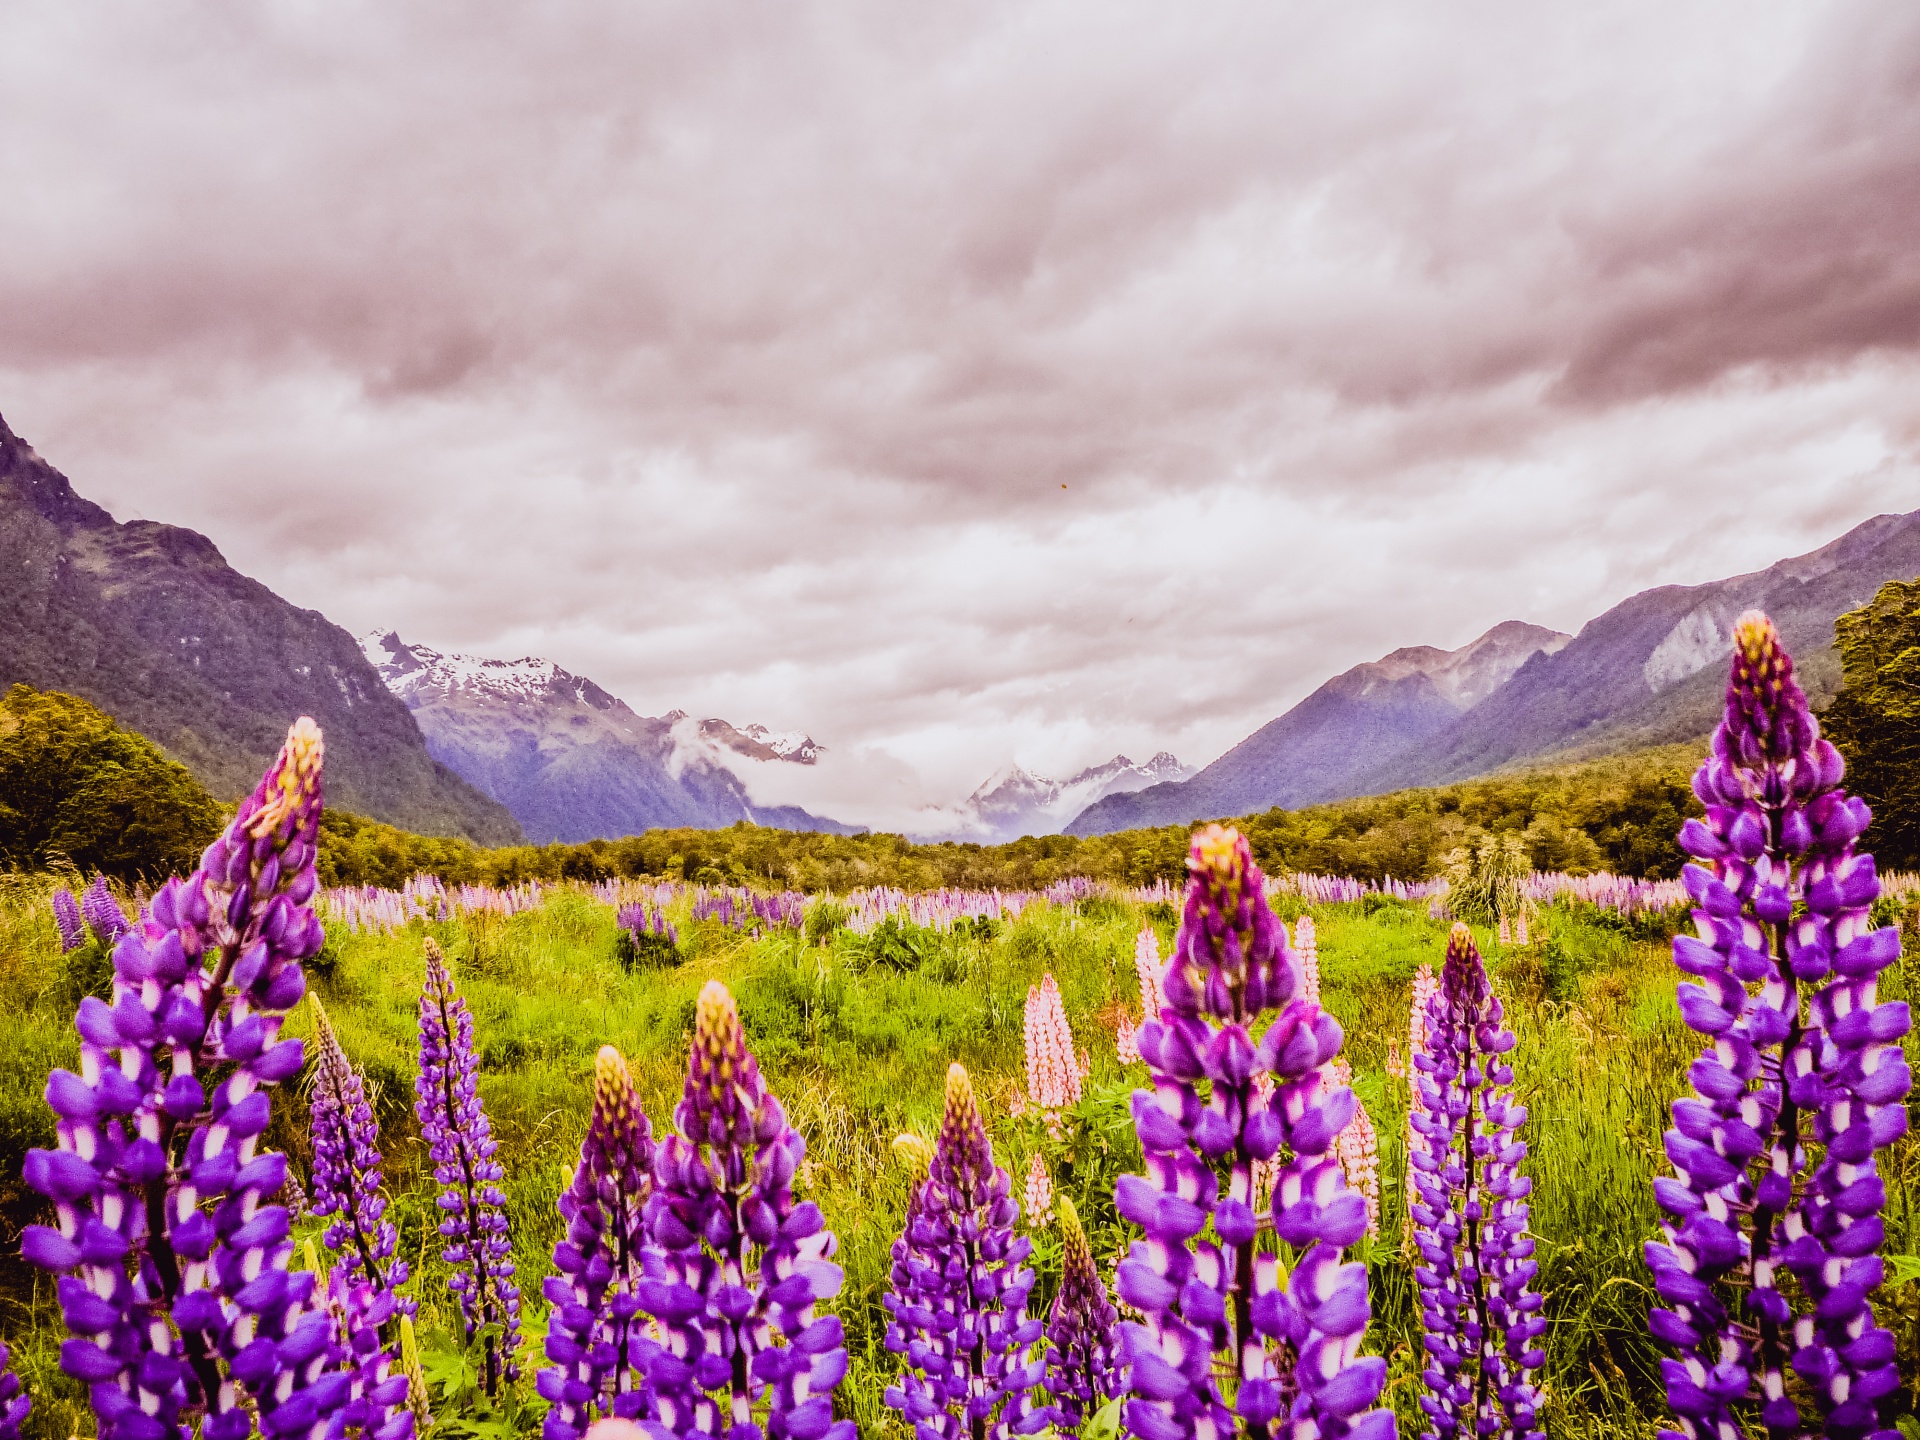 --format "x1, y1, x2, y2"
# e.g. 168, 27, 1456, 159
329, 1272, 416, 1438
0, 1338, 29, 1439
1118, 824, 1393, 1440
539, 1044, 657, 1438
1409, 924, 1543, 1440
690, 890, 752, 930
415, 935, 522, 1394
1650, 611, 1910, 1440
638, 980, 853, 1440
1038, 1195, 1123, 1431
617, 902, 678, 944
82, 874, 131, 946
51, 886, 85, 952
22, 719, 361, 1439
751, 892, 806, 930
309, 995, 408, 1304
307, 1239, 416, 1440
286, 1165, 311, 1220
883, 1061, 1045, 1440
